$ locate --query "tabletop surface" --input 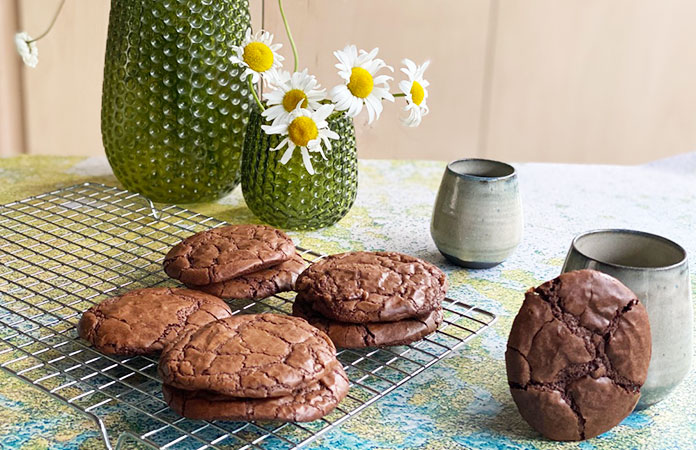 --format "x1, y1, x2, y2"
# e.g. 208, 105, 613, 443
0, 154, 695, 450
